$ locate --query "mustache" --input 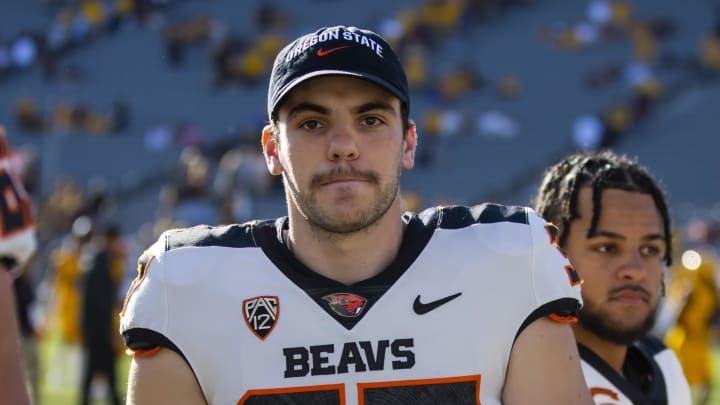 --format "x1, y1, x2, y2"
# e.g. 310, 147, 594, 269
311, 167, 380, 187
608, 285, 651, 299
